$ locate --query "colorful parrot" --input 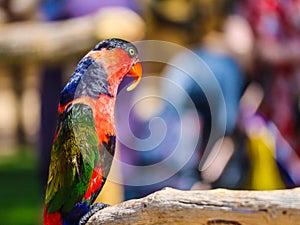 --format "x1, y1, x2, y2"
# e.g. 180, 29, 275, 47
43, 38, 142, 225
